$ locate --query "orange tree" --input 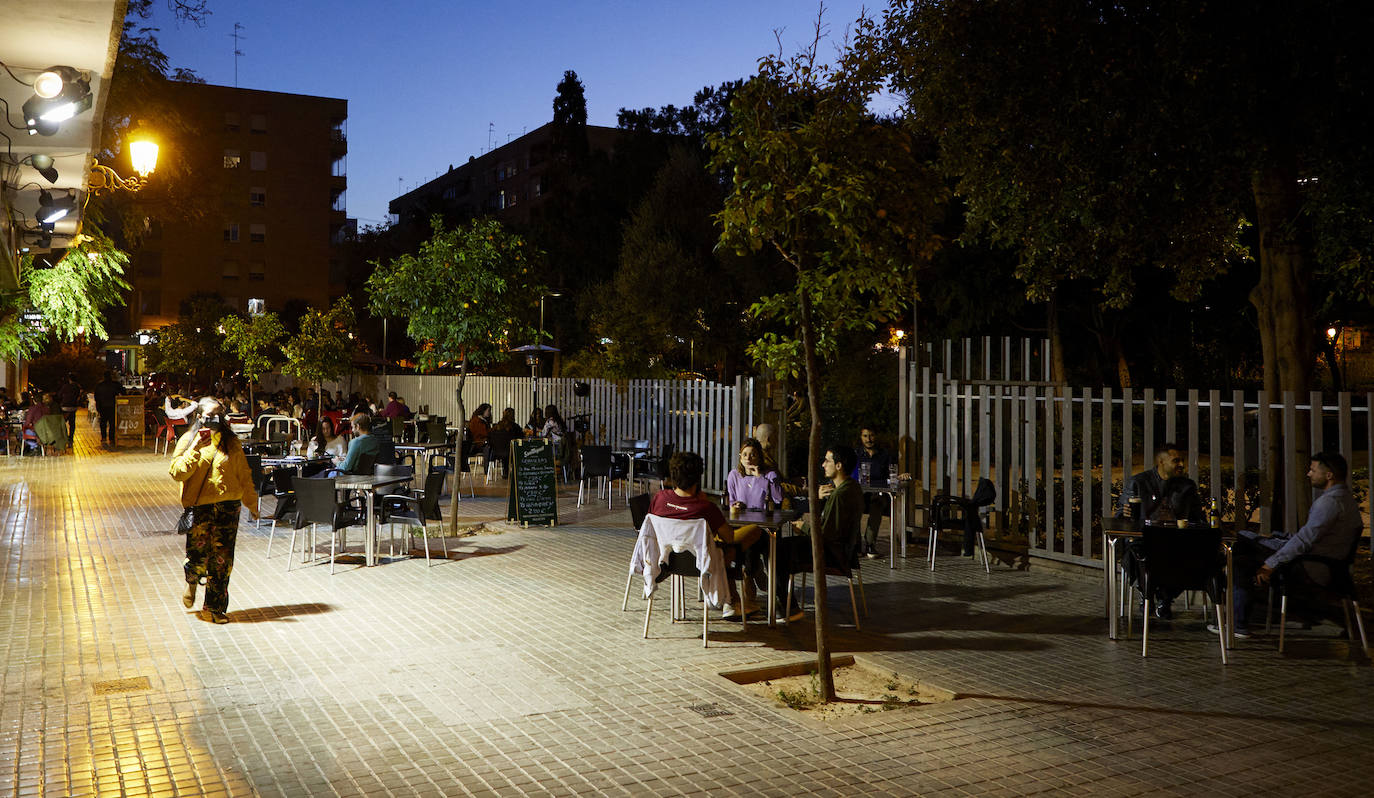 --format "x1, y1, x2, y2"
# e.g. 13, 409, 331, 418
366, 216, 544, 532
707, 16, 945, 700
